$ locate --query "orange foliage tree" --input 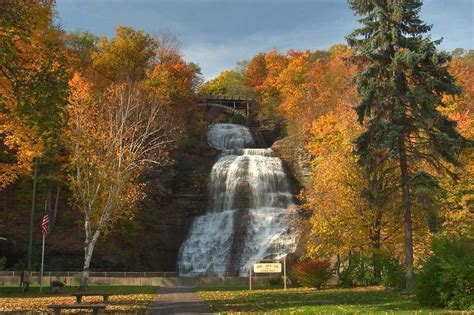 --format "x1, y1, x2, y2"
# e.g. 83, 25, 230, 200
0, 1, 69, 188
